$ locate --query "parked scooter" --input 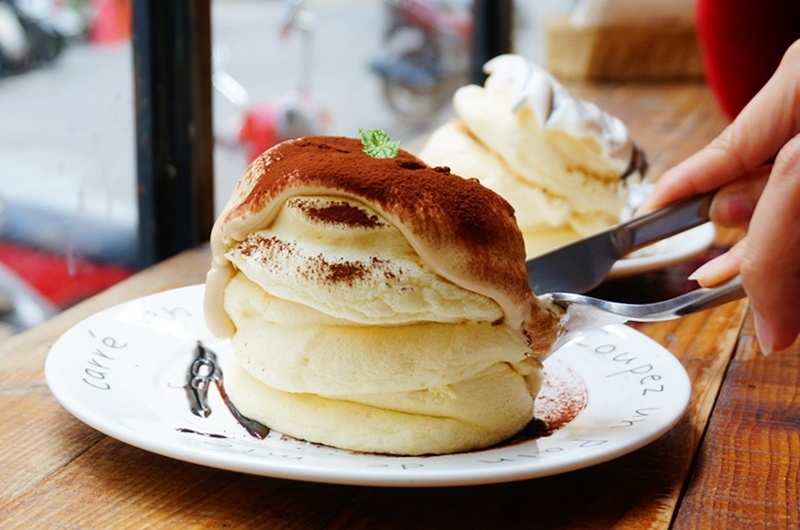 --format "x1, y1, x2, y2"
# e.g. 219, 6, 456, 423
0, 1, 28, 73
370, 0, 471, 125
0, 0, 80, 77
213, 0, 329, 163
